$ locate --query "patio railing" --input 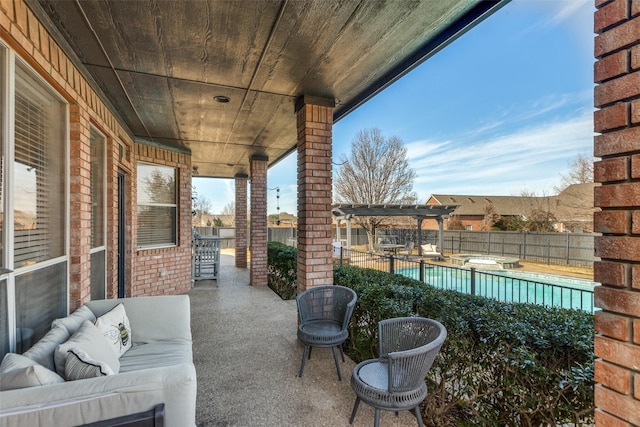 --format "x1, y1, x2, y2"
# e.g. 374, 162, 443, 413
335, 247, 595, 313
